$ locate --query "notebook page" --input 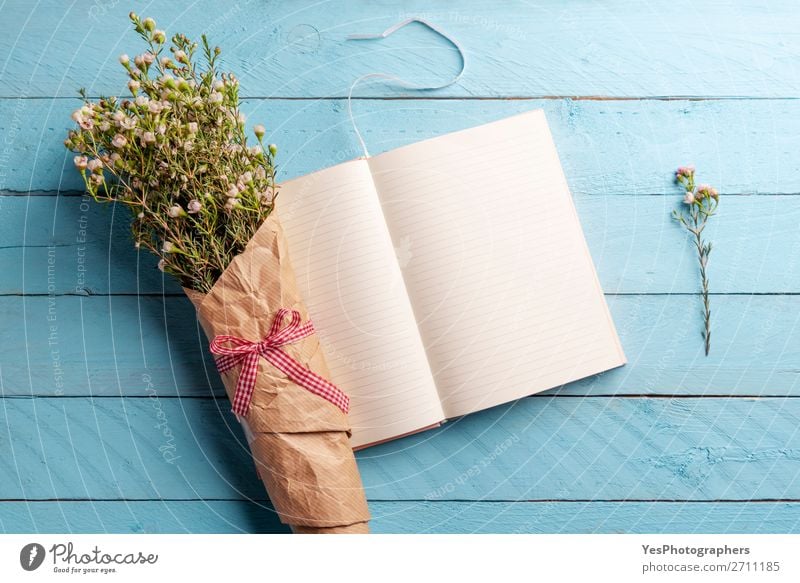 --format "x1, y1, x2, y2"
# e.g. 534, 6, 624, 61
277, 159, 445, 447
368, 110, 626, 418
